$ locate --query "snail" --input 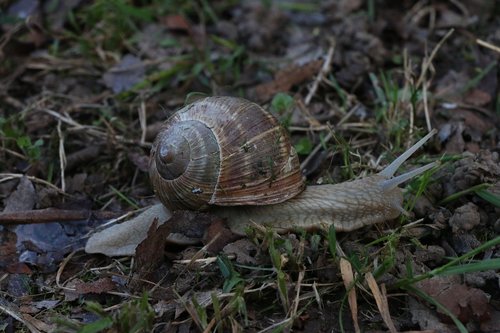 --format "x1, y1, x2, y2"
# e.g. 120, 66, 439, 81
85, 96, 437, 255
149, 96, 437, 236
